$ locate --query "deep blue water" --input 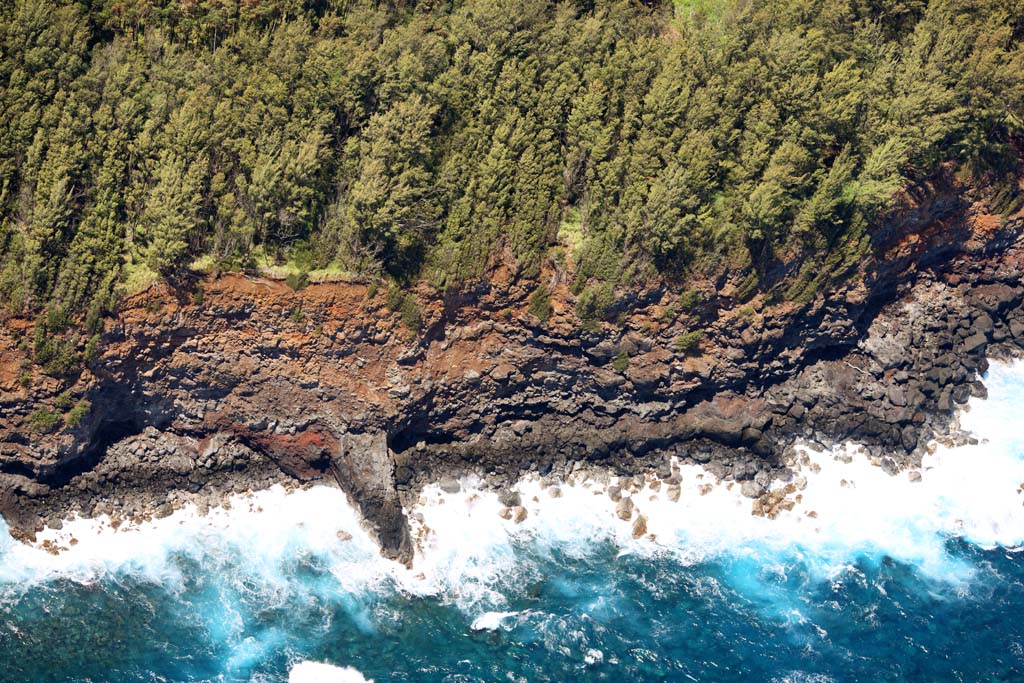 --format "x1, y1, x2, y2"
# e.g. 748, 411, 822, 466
1, 537, 1023, 682
3, 361, 1024, 683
